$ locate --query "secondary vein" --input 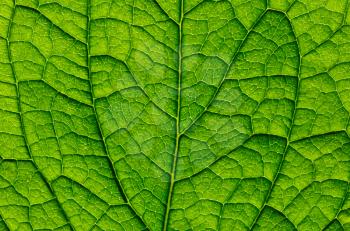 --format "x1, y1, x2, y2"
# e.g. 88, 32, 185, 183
85, 0, 149, 229
6, 0, 73, 229
249, 10, 302, 230
180, 9, 269, 136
